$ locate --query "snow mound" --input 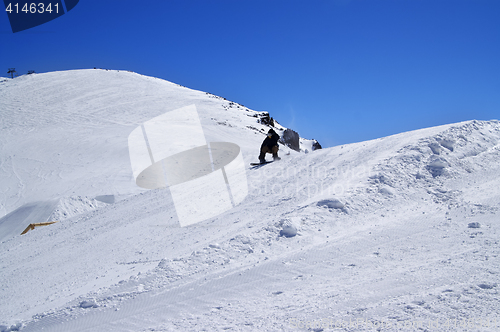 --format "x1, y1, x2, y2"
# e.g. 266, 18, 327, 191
47, 196, 109, 222
427, 156, 449, 177
79, 299, 98, 309
279, 218, 300, 237
368, 120, 500, 205
378, 186, 394, 196
280, 225, 297, 237
468, 222, 481, 229
0, 323, 22, 332
316, 198, 345, 209
0, 200, 59, 242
